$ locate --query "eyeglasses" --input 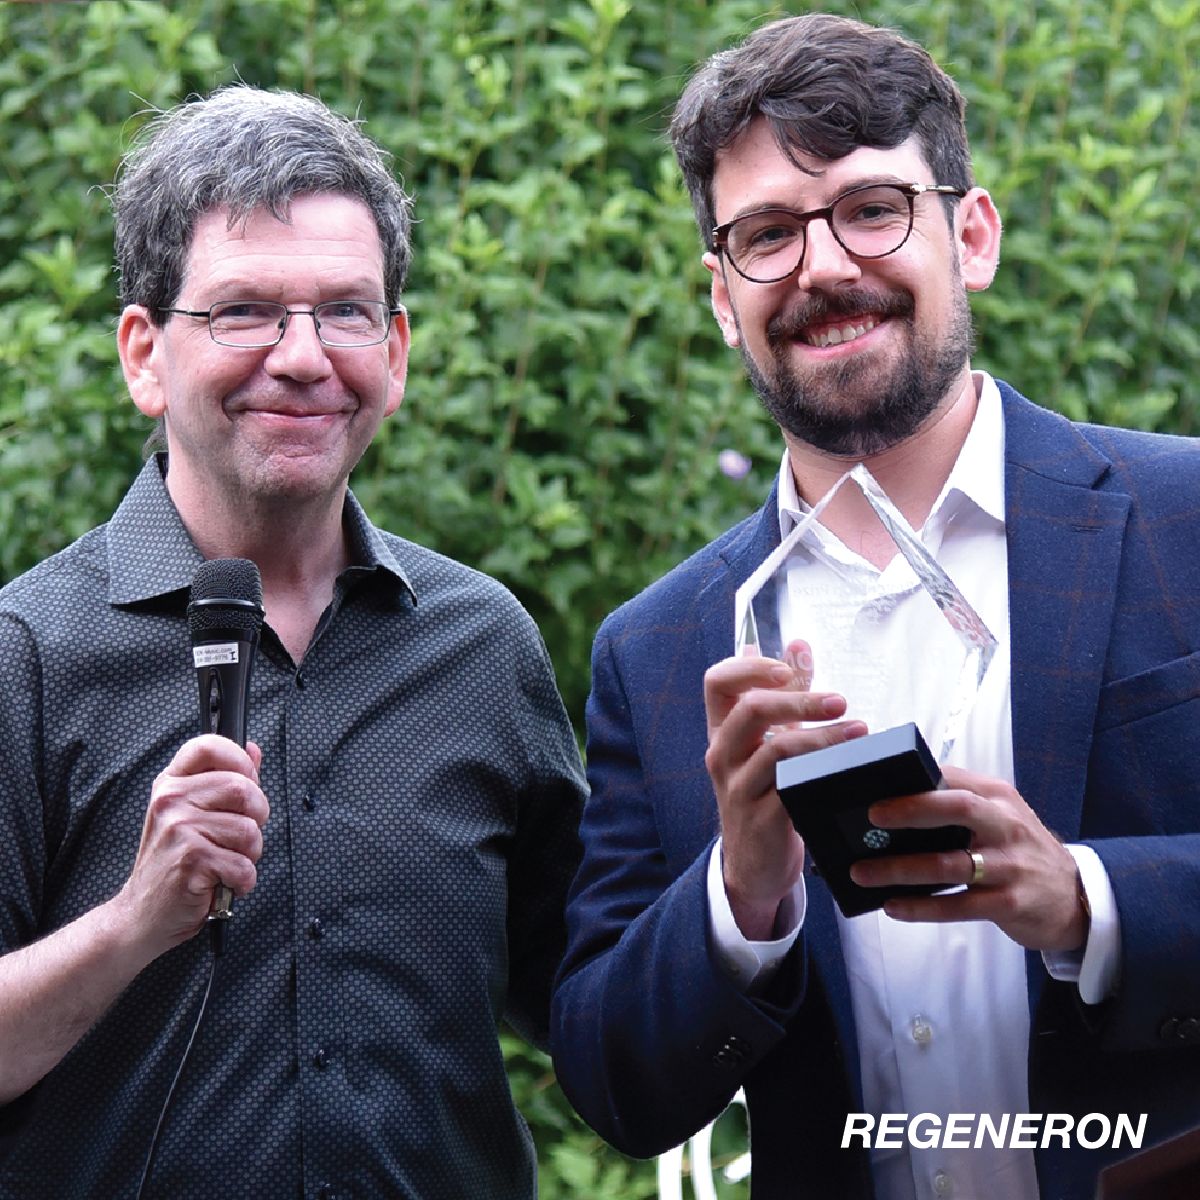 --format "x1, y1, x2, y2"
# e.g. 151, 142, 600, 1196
158, 300, 403, 348
712, 182, 967, 283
